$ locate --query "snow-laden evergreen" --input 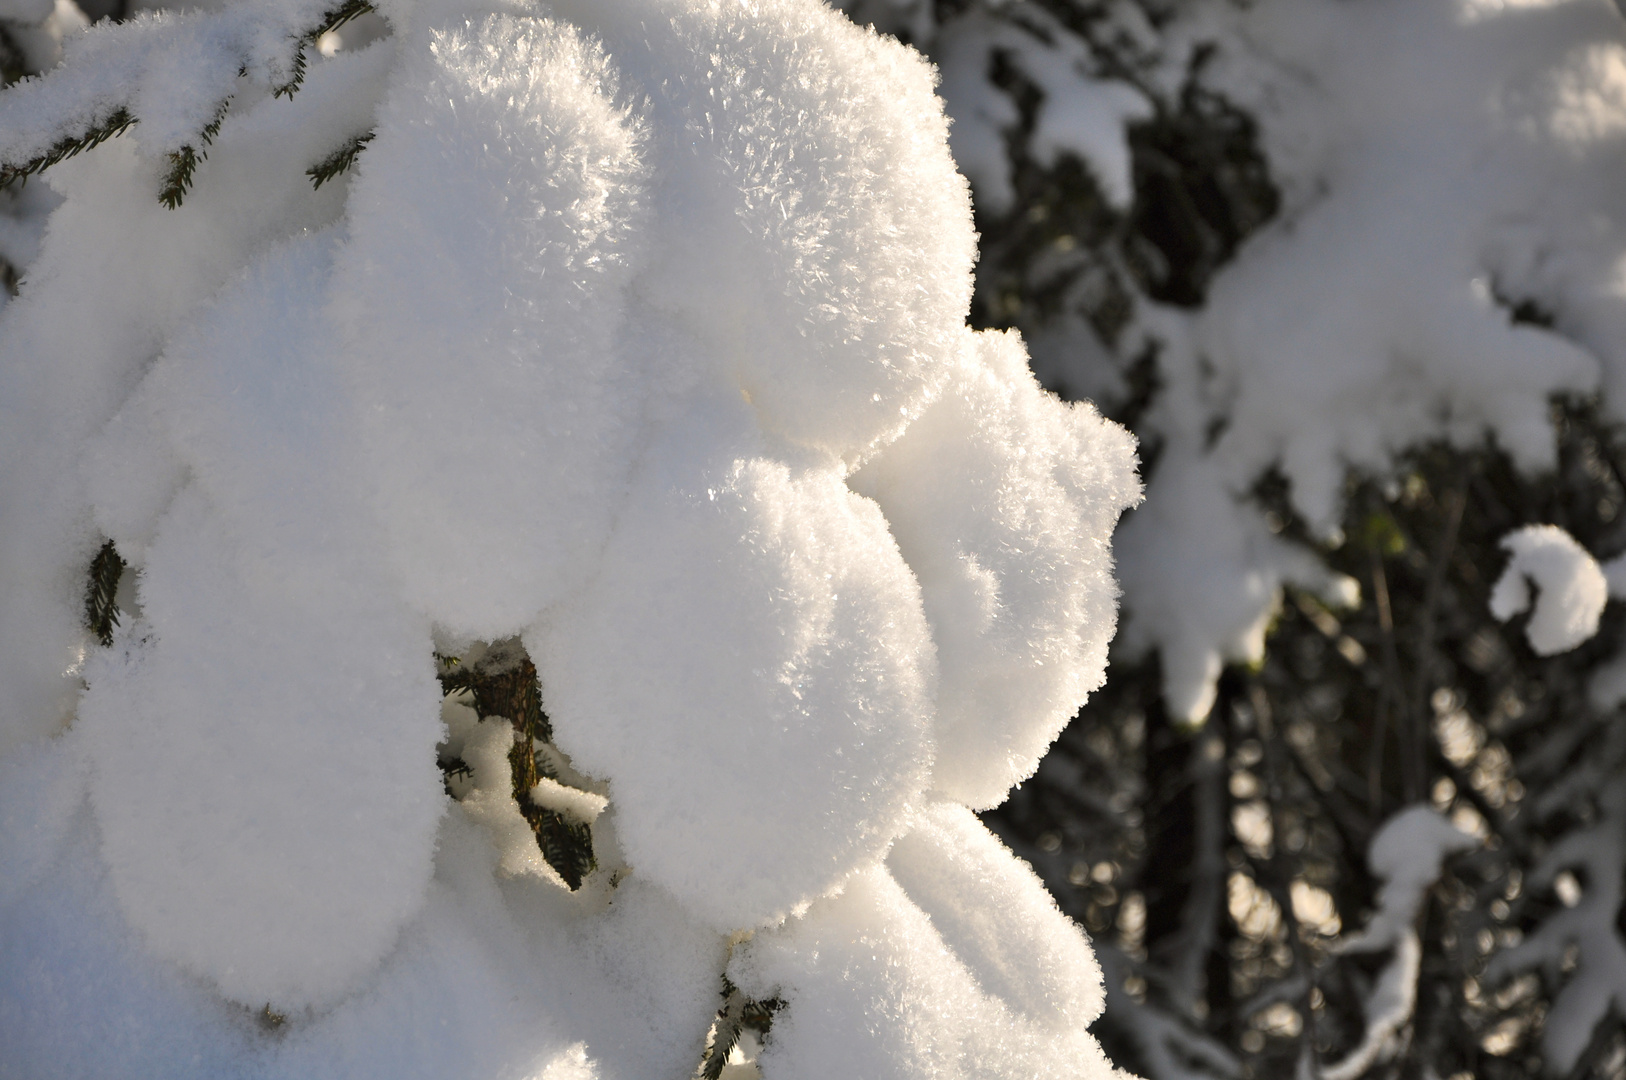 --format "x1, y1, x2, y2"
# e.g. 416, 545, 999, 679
0, 0, 1140, 1076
